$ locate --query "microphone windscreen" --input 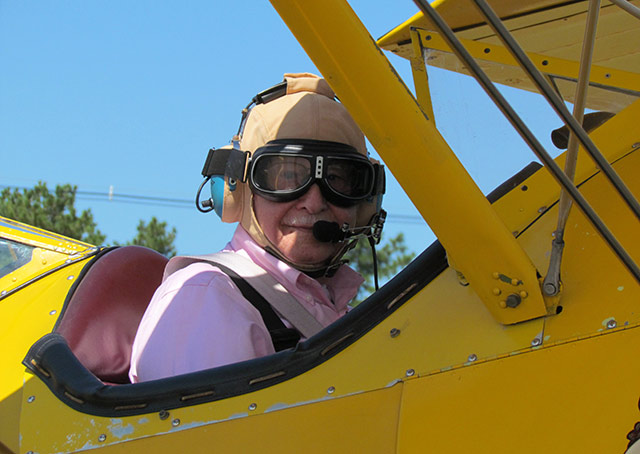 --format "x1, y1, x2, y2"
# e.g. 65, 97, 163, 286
313, 221, 341, 243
